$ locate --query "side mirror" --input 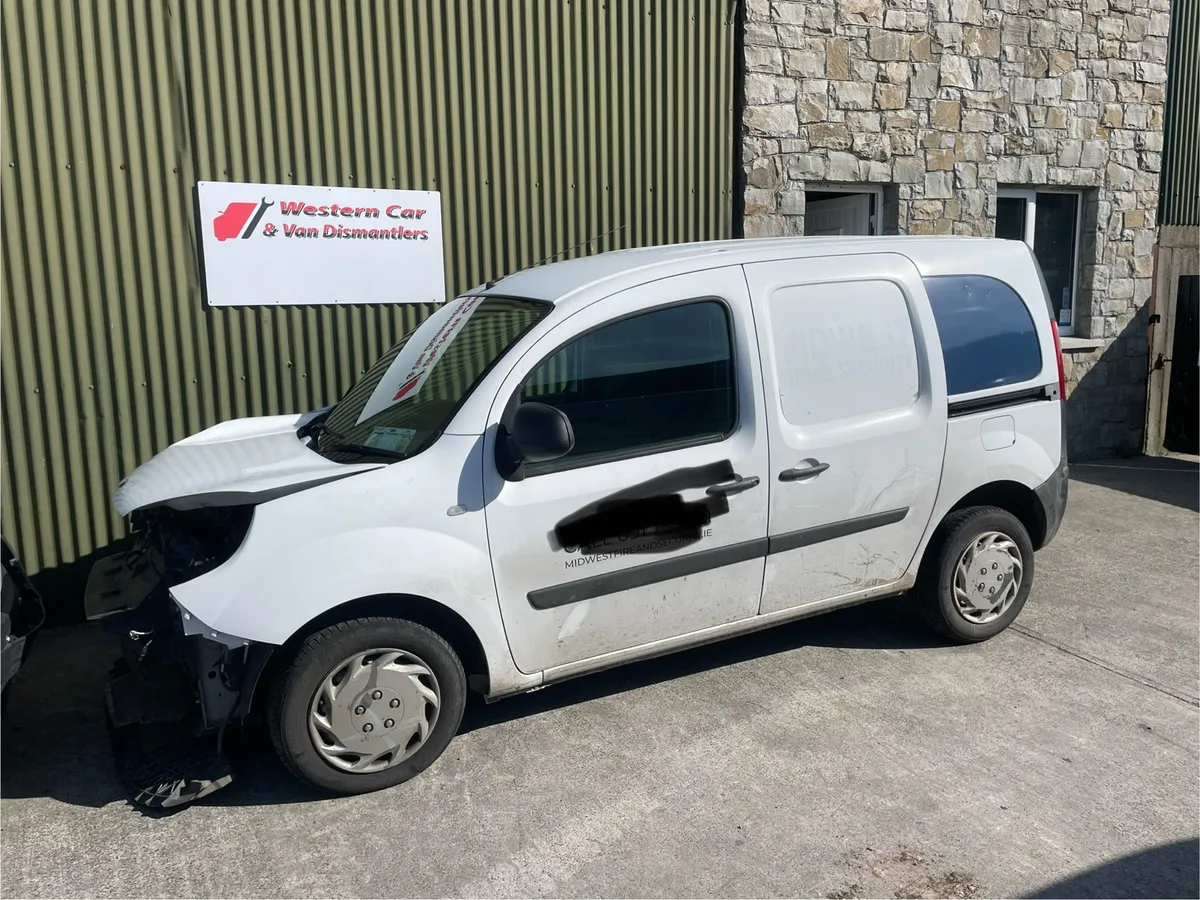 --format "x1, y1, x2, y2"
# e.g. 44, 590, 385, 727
510, 401, 575, 464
